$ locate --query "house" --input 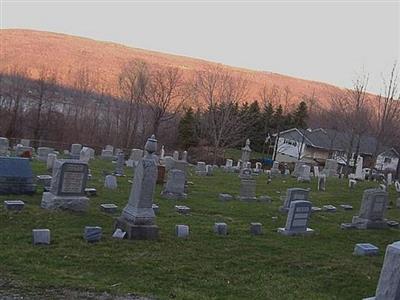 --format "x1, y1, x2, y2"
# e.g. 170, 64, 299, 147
272, 128, 378, 166
375, 148, 399, 171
